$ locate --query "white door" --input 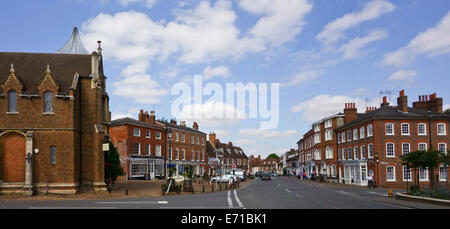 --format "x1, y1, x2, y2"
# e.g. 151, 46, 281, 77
149, 162, 155, 179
